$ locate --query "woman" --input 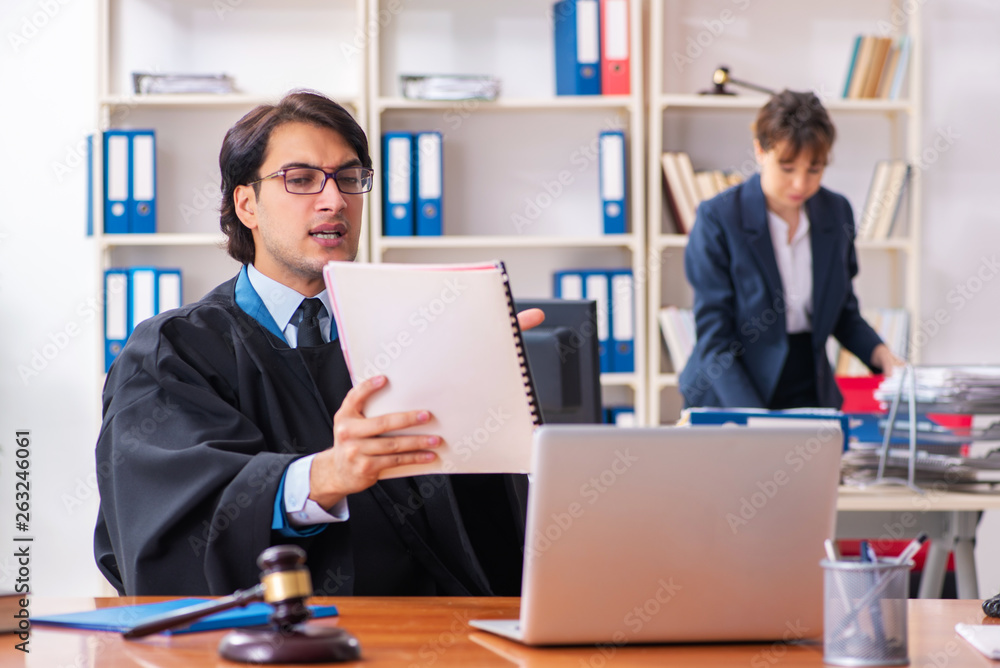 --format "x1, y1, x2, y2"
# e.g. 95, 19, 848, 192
680, 89, 899, 409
